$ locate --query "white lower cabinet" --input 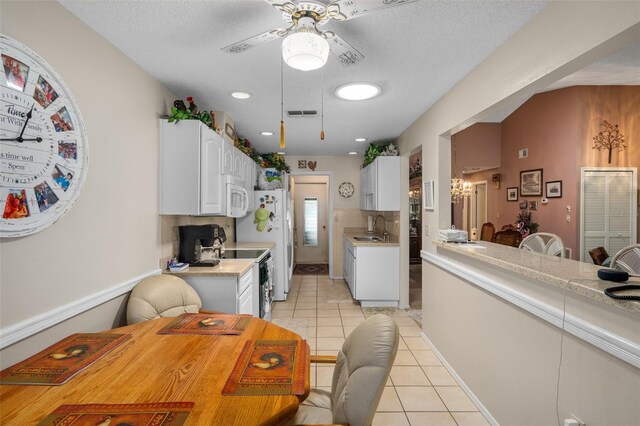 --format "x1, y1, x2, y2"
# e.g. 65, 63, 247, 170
343, 236, 399, 307
180, 269, 255, 316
